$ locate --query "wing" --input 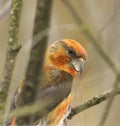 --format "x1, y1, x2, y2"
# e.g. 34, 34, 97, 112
32, 77, 73, 123
34, 67, 73, 118
8, 68, 73, 124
